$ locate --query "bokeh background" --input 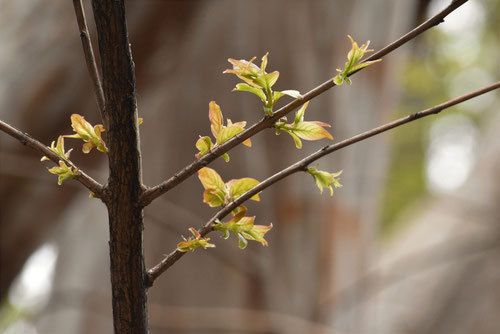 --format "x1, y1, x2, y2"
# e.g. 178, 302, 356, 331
1, 0, 500, 333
